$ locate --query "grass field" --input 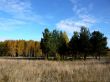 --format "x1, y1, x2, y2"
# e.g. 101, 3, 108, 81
0, 59, 110, 82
